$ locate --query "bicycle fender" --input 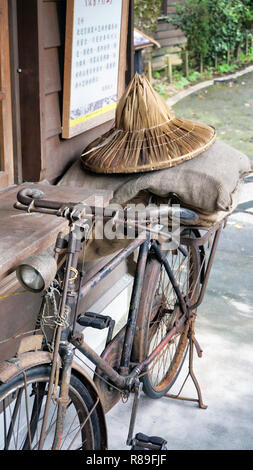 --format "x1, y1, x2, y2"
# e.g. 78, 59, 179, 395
0, 350, 53, 383
0, 352, 107, 450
